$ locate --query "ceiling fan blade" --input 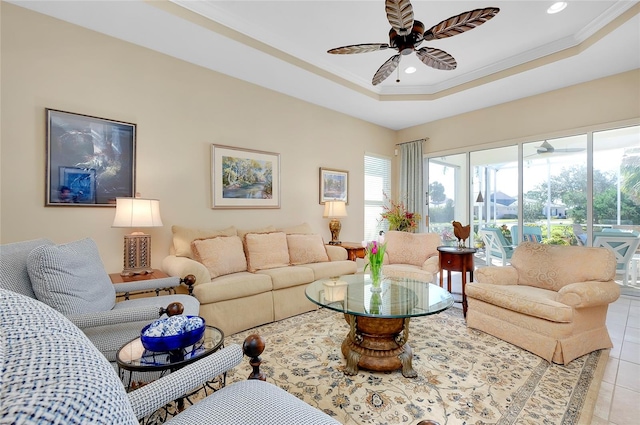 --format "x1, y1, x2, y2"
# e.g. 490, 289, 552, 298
556, 148, 586, 153
372, 54, 400, 85
424, 7, 500, 41
385, 0, 414, 36
327, 43, 389, 54
415, 47, 456, 70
